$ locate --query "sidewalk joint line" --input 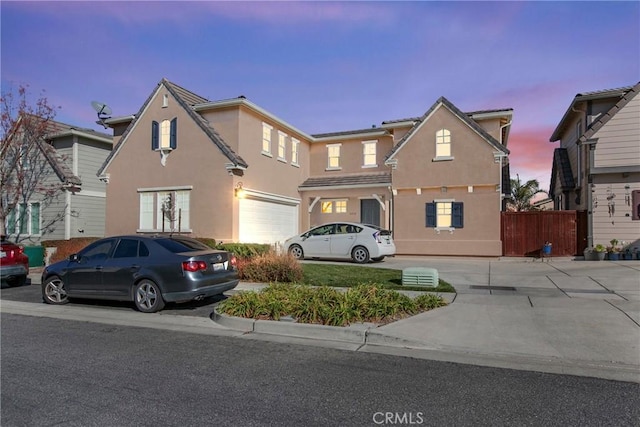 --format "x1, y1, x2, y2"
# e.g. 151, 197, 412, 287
605, 300, 640, 328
